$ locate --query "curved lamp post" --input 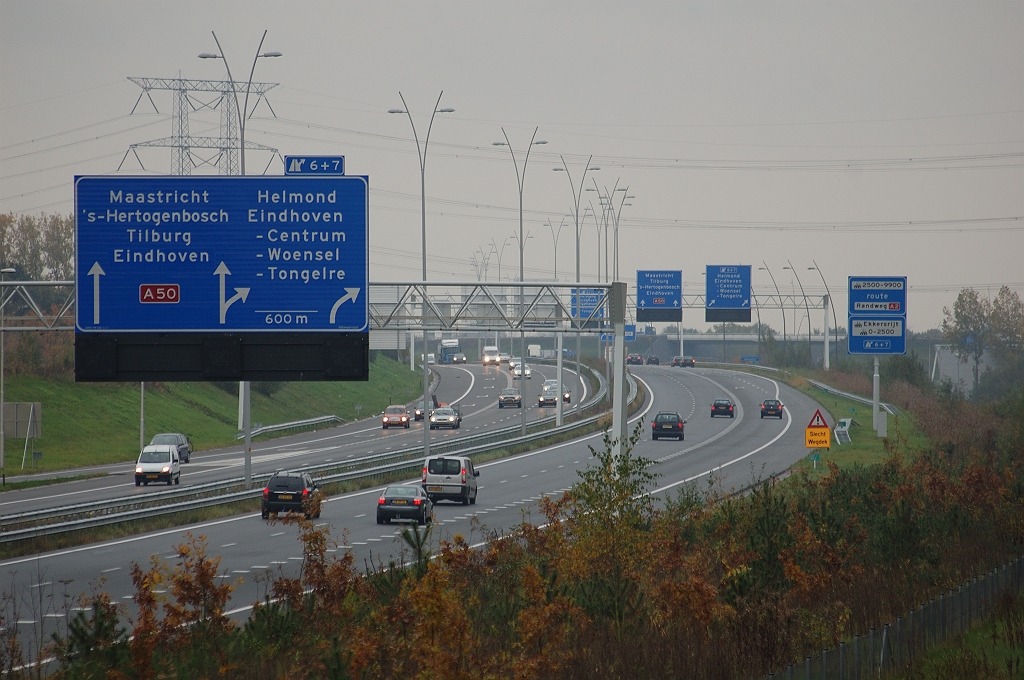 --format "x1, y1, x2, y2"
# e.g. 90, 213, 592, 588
809, 261, 839, 369
759, 263, 787, 365
784, 260, 813, 363
493, 128, 546, 436
199, 30, 281, 176
545, 217, 567, 281
200, 32, 280, 490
